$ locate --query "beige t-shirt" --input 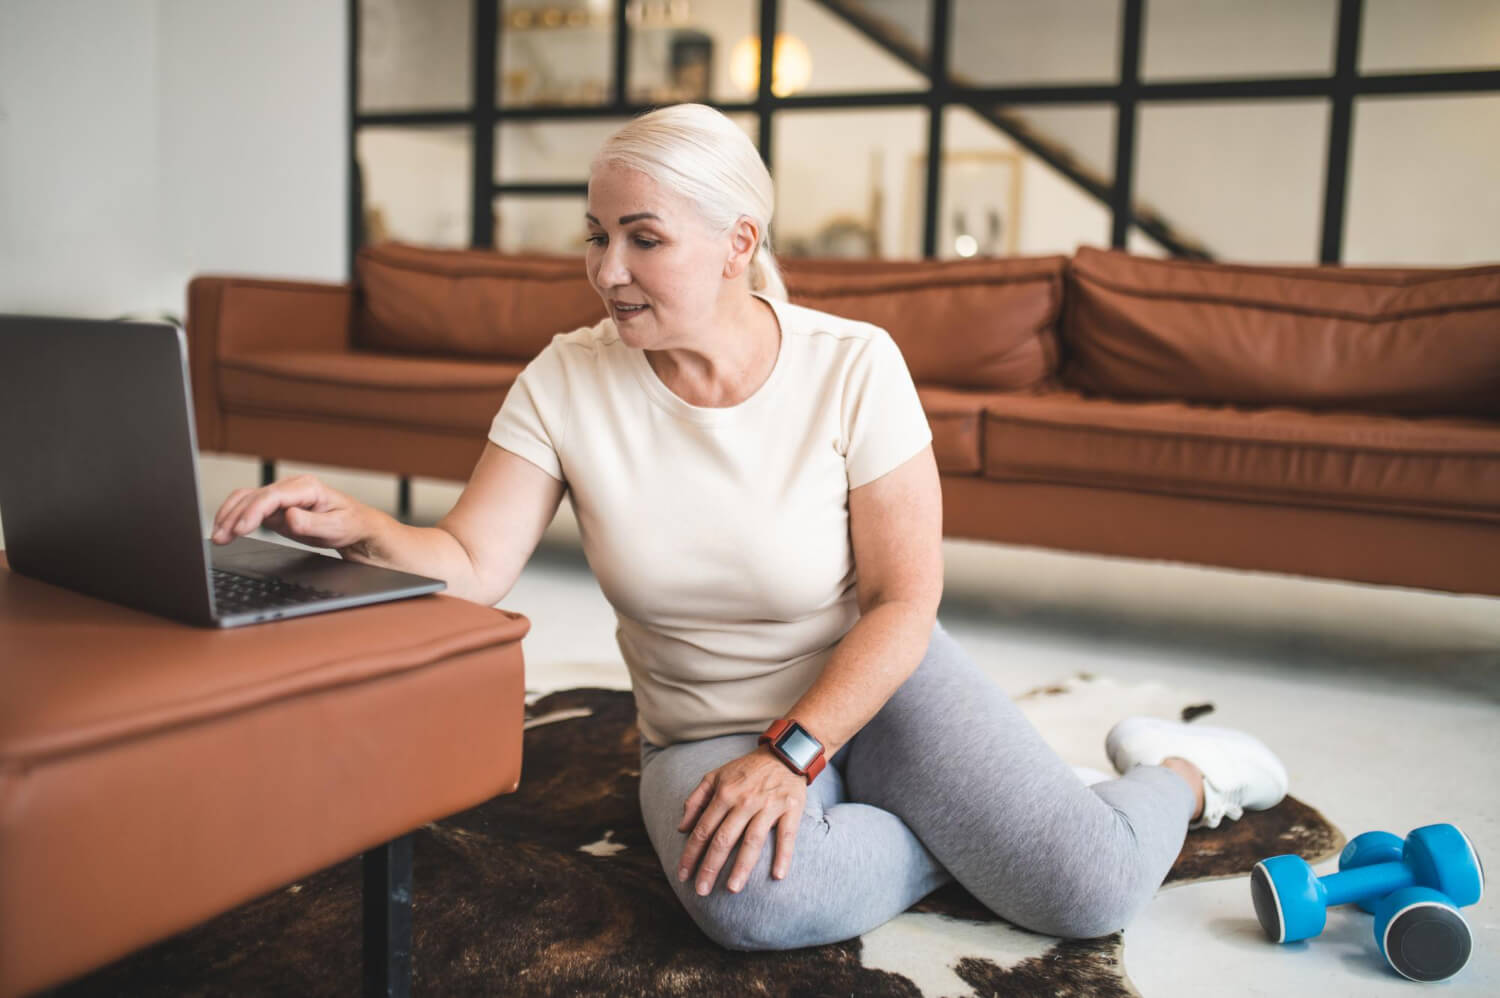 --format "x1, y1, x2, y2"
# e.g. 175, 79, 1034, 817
488, 295, 932, 746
